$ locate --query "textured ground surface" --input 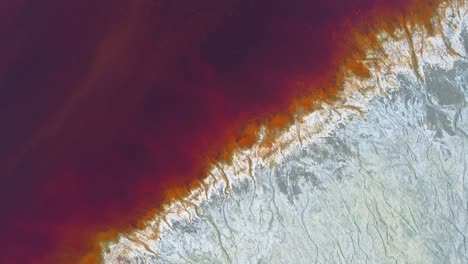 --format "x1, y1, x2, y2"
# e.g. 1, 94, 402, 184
103, 2, 468, 263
